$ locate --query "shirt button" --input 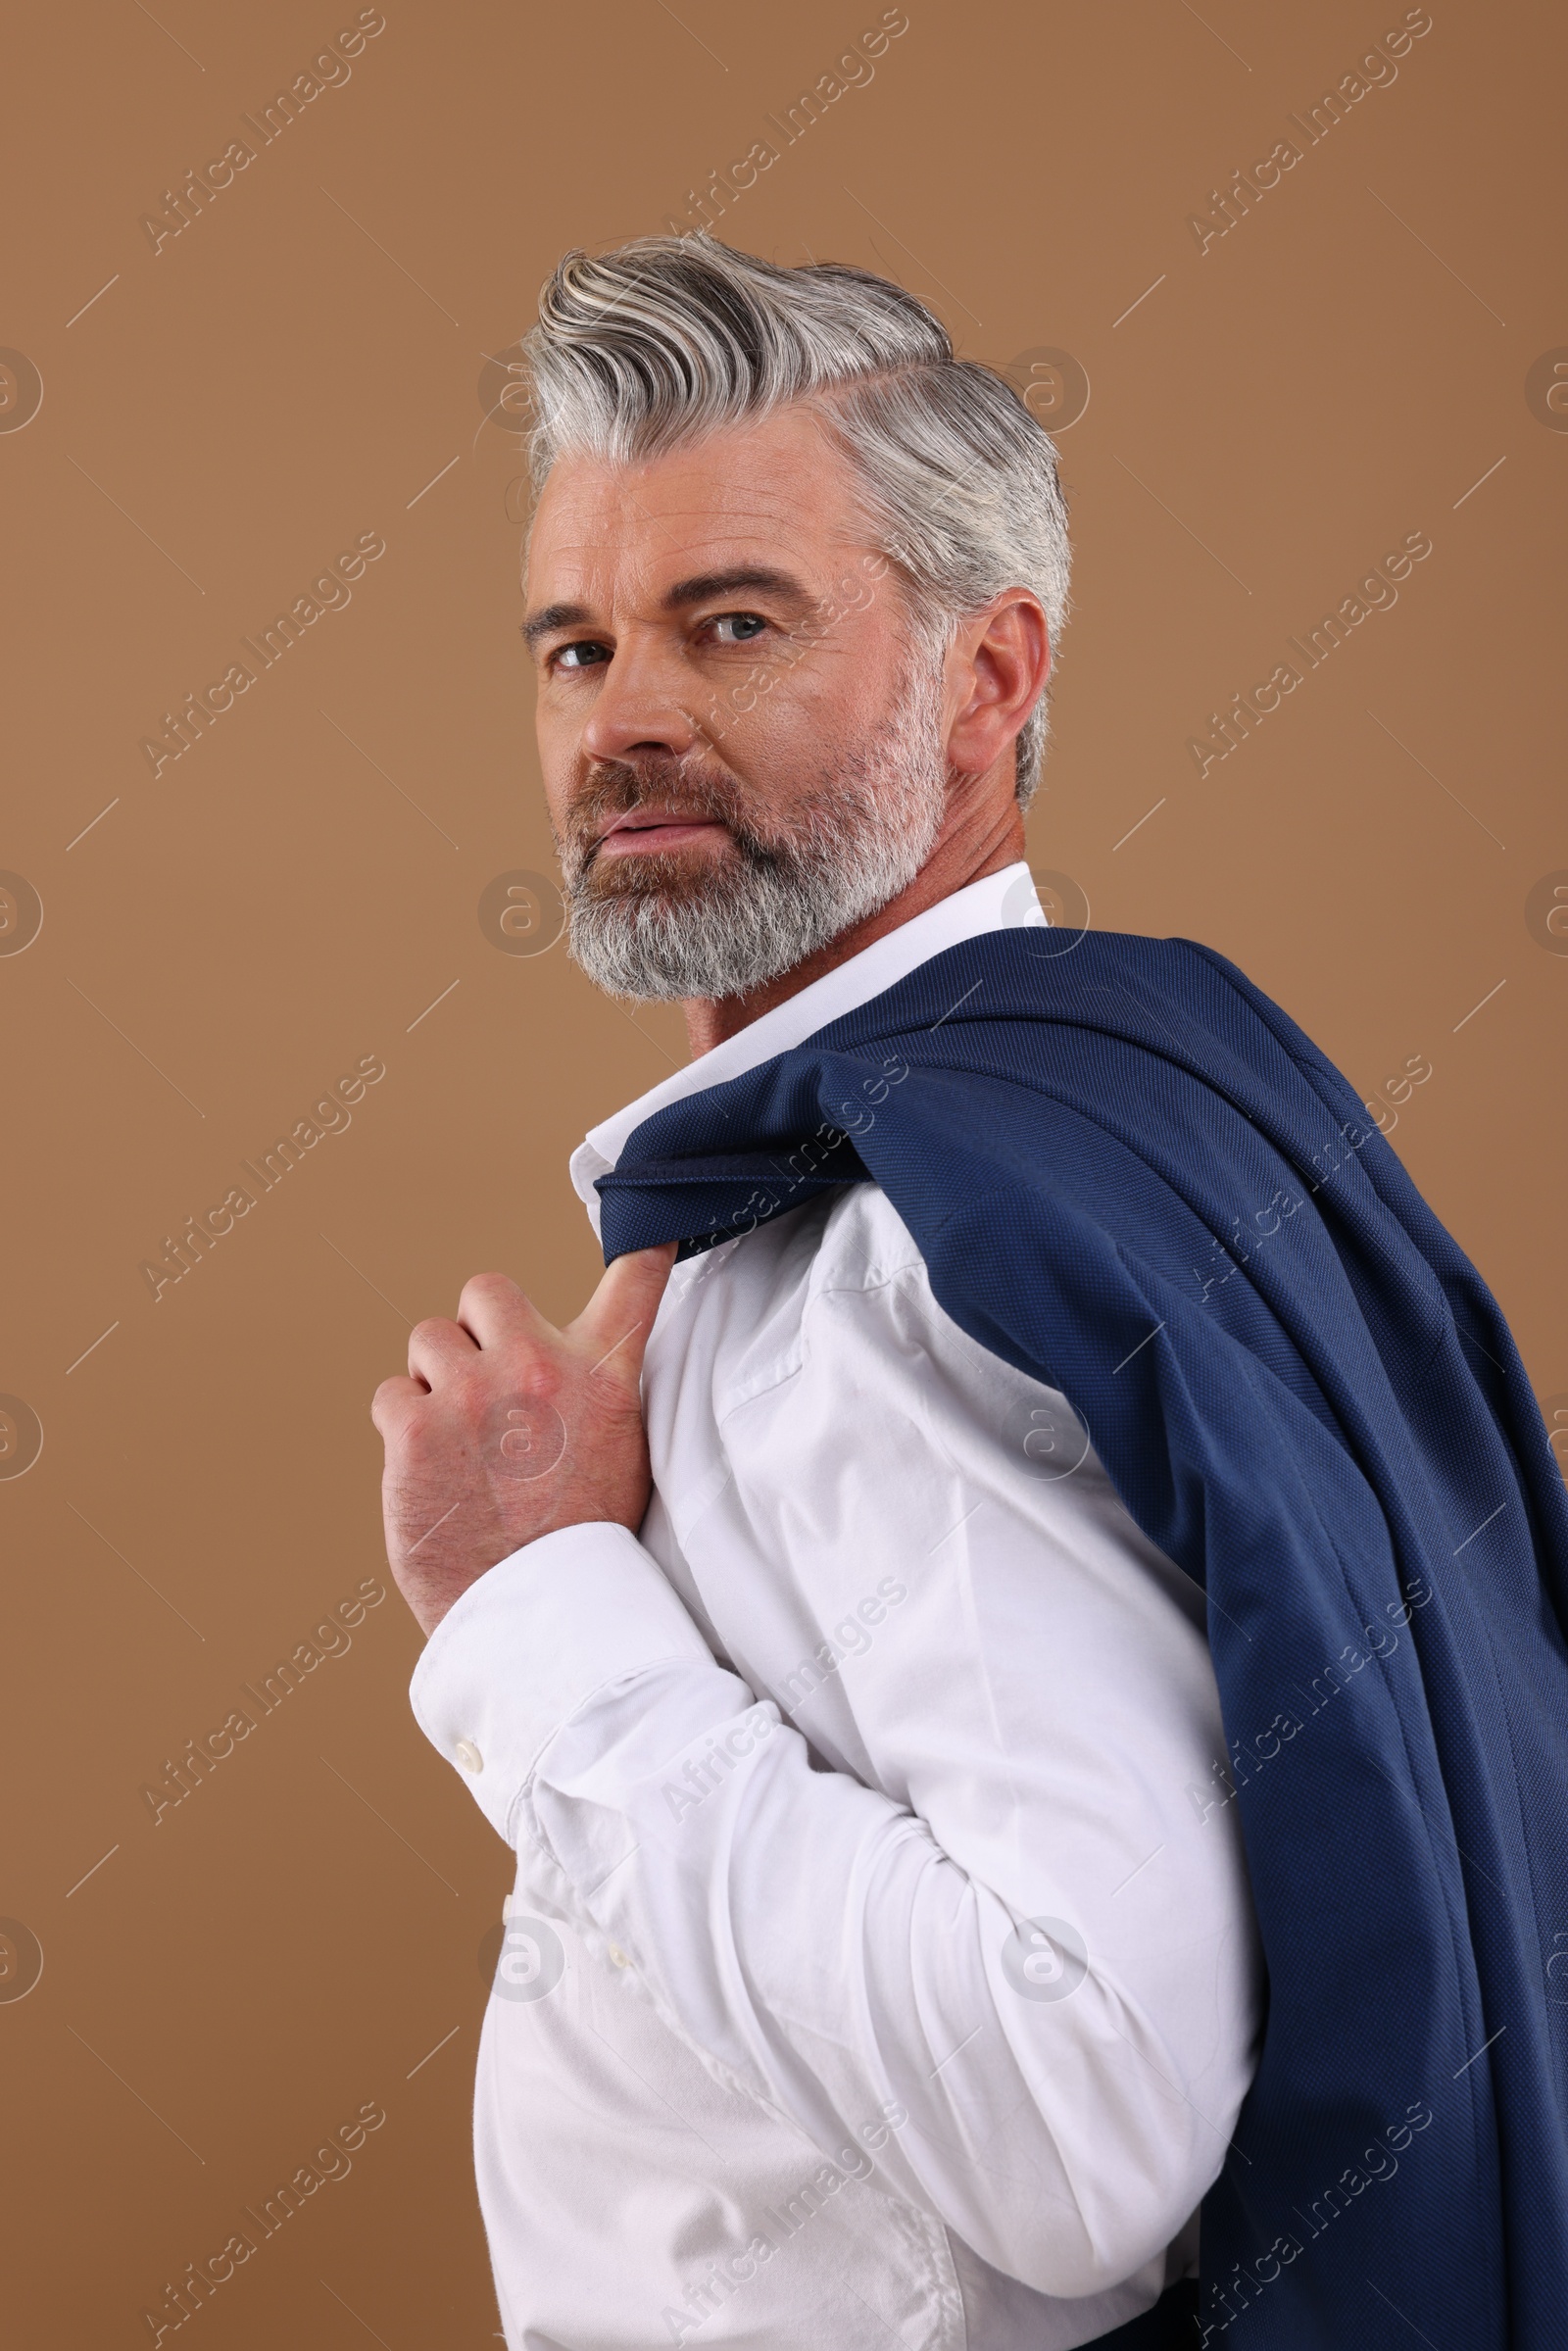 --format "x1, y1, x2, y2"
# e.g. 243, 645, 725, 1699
455, 1738, 484, 1773
609, 1944, 630, 1968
